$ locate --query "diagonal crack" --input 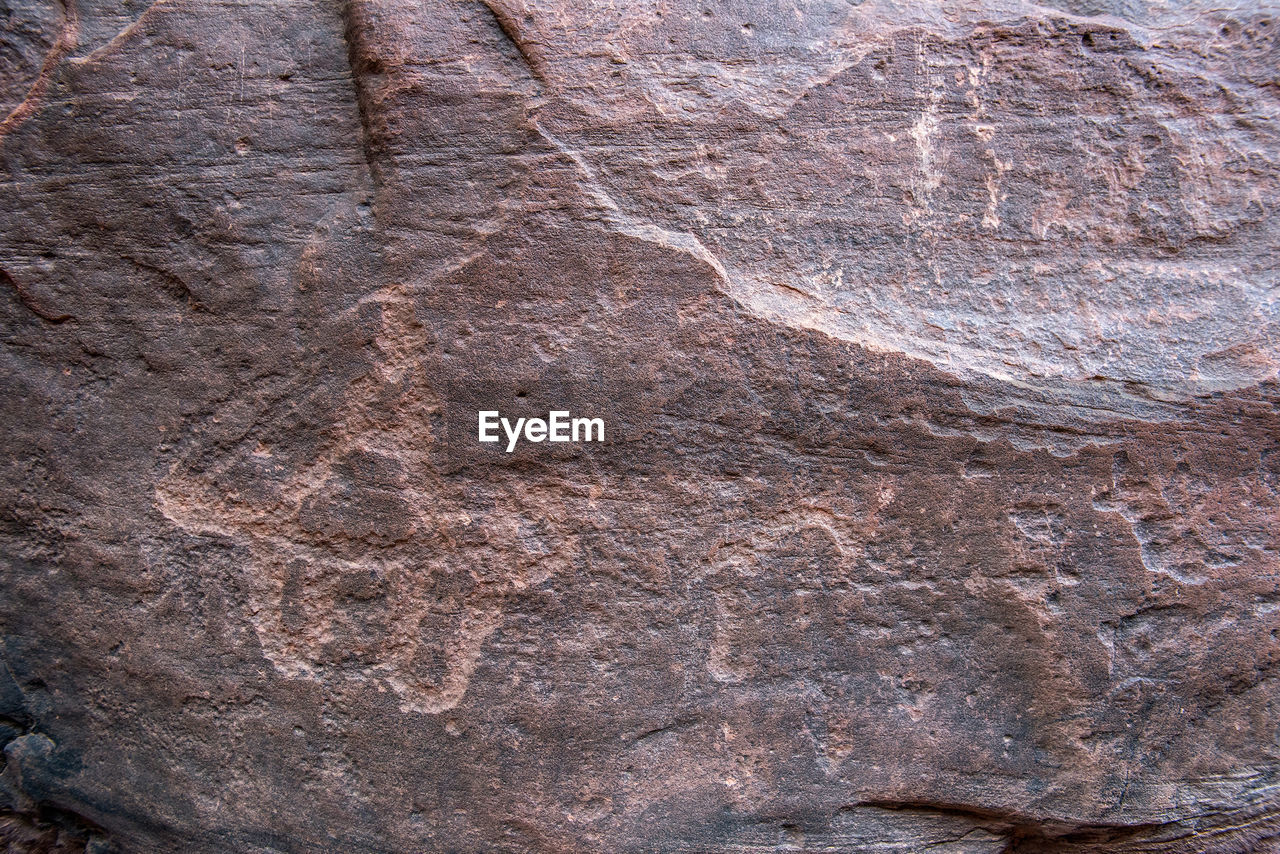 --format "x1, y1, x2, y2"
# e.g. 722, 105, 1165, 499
532, 119, 731, 287
477, 0, 546, 85
69, 0, 167, 67
0, 0, 79, 140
